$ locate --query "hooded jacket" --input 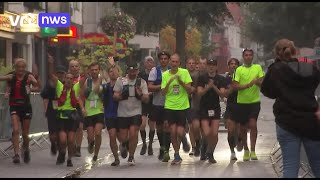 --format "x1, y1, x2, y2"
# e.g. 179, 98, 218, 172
261, 58, 320, 140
